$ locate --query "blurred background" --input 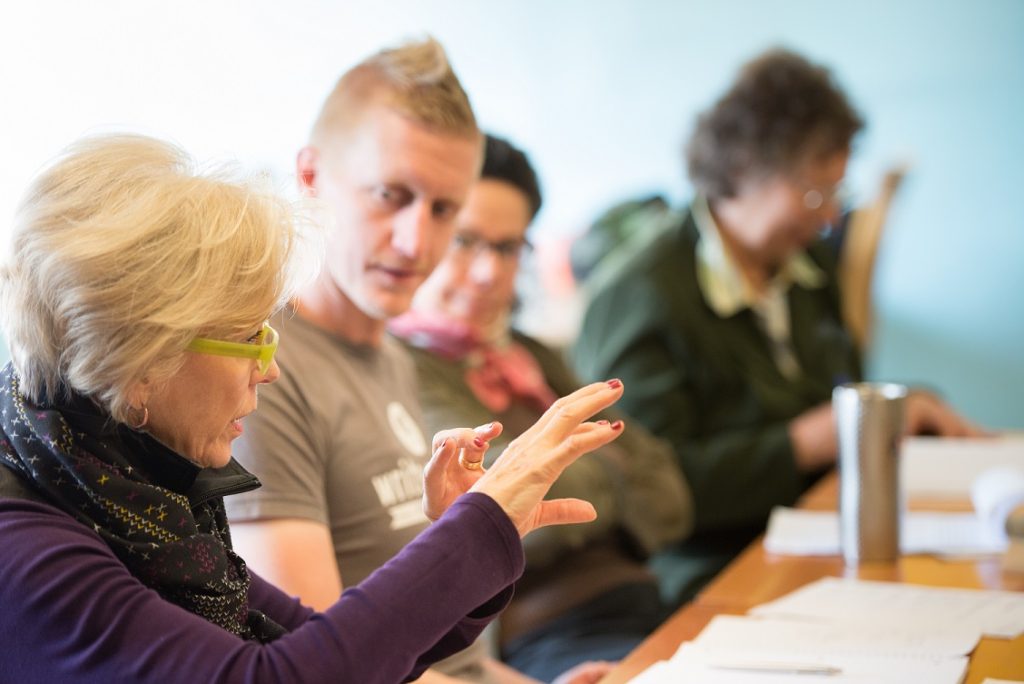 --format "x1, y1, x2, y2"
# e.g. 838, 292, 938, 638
1, 0, 1021, 427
